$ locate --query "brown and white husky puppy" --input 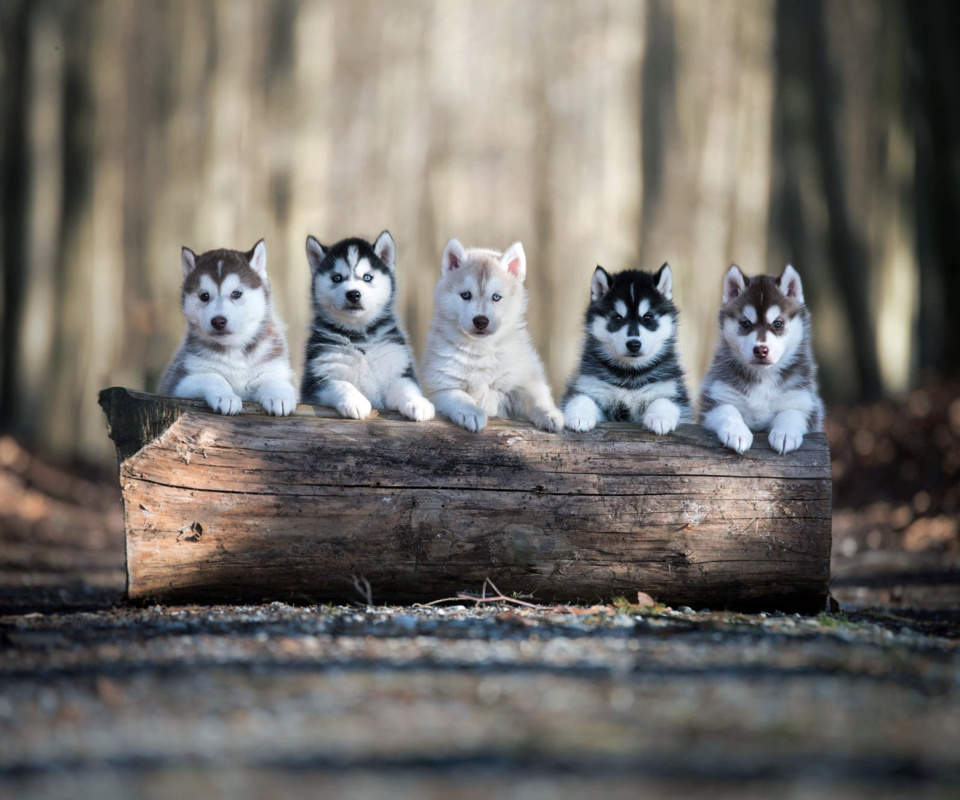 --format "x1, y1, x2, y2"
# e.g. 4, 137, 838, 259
699, 264, 823, 454
158, 240, 297, 415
